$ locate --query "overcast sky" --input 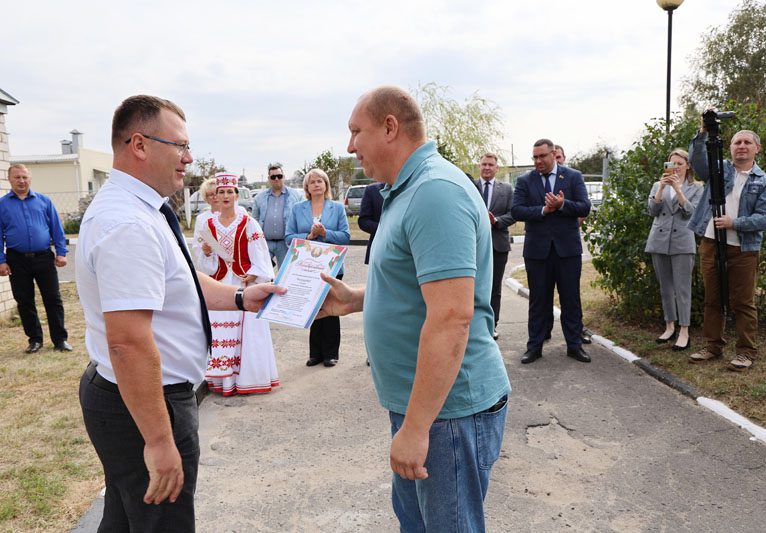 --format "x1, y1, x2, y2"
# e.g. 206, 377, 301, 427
4, 0, 734, 183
